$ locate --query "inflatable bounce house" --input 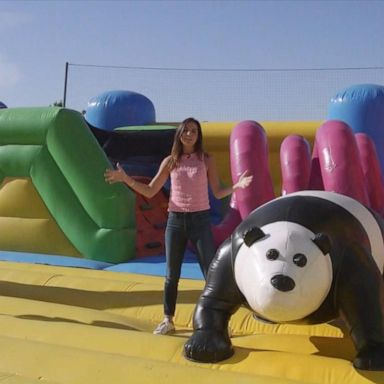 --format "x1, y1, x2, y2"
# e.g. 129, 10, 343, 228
0, 85, 384, 383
